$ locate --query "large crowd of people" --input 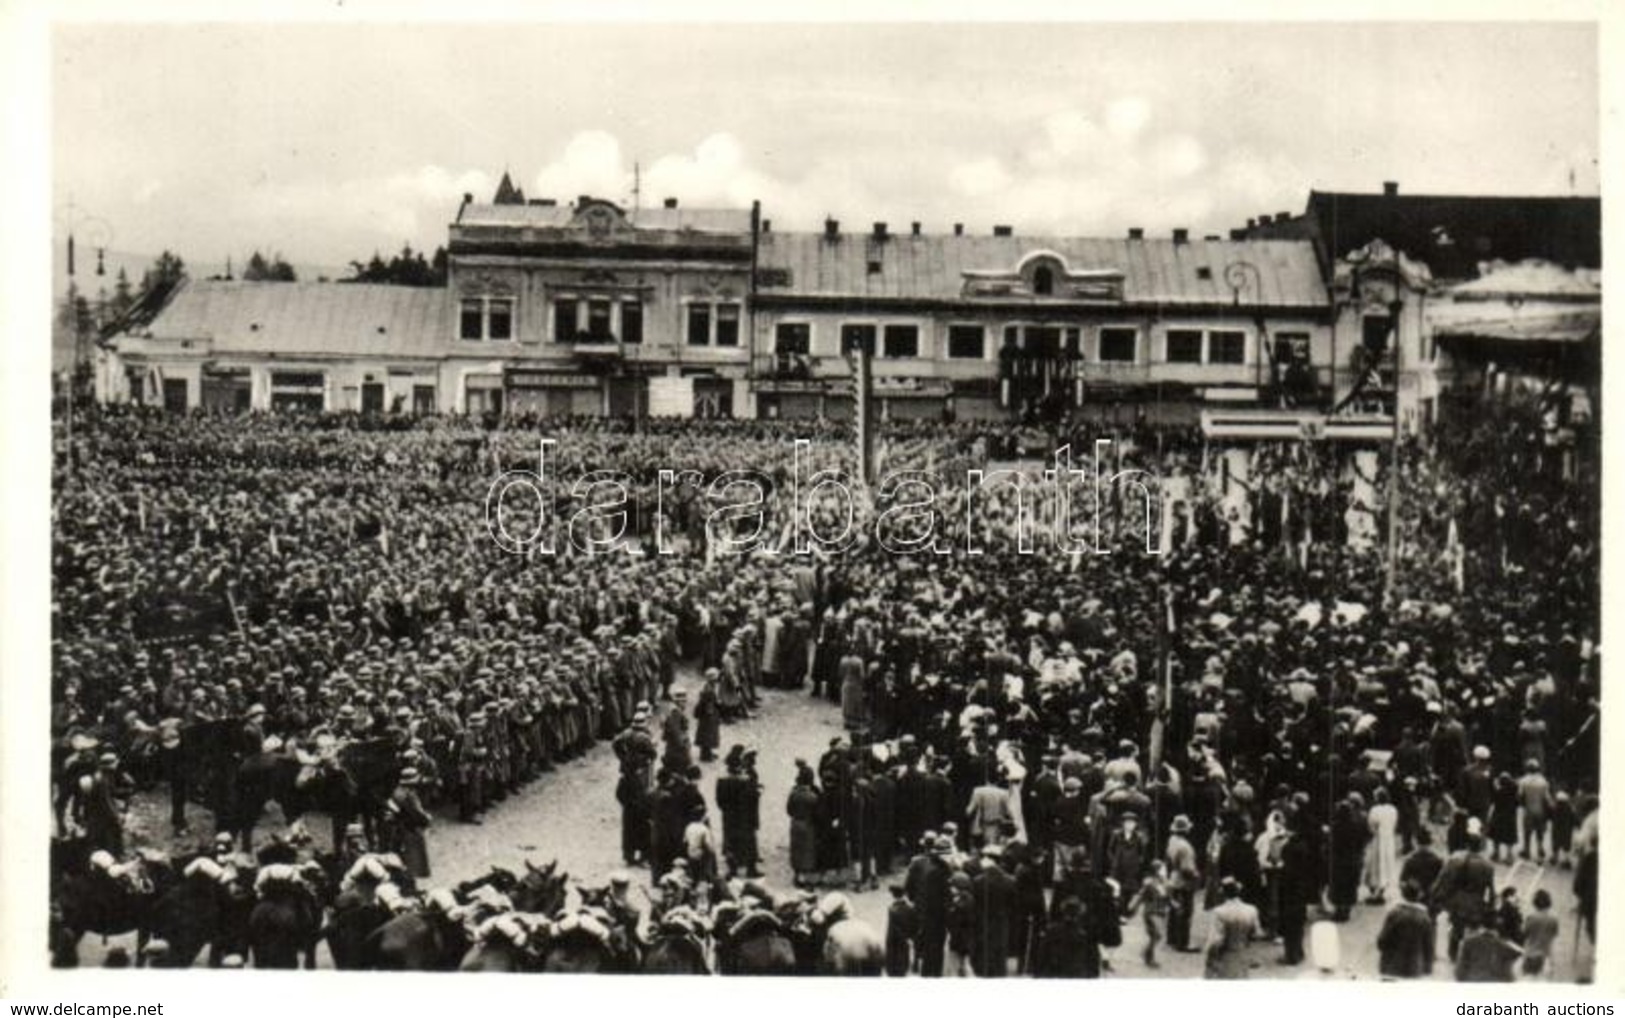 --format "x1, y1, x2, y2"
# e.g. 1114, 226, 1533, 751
48, 396, 1599, 980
